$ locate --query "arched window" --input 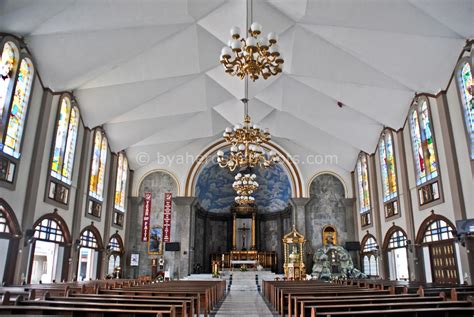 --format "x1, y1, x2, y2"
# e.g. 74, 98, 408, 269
456, 59, 473, 159
409, 98, 441, 206
34, 218, 65, 243
77, 225, 102, 281
361, 234, 379, 277
107, 233, 124, 277
2, 57, 34, 159
88, 129, 108, 218
51, 95, 79, 184
114, 152, 128, 212
30, 211, 71, 284
379, 130, 399, 217
0, 39, 34, 185
0, 41, 19, 122
423, 219, 455, 243
47, 95, 80, 205
356, 153, 371, 226
0, 210, 10, 234
384, 228, 409, 281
